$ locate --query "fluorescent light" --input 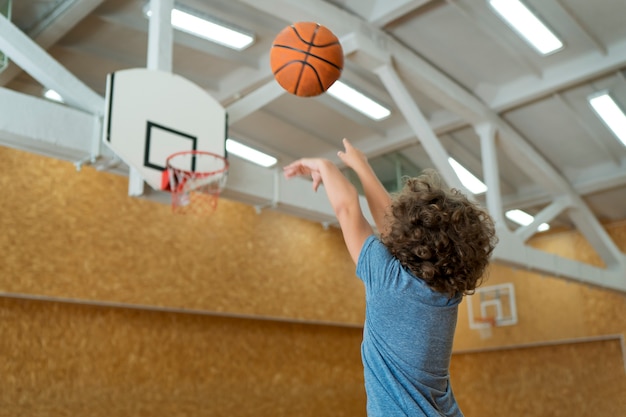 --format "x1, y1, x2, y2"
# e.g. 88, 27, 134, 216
145, 6, 254, 51
327, 81, 391, 121
506, 209, 550, 232
43, 89, 64, 103
226, 139, 277, 167
448, 157, 487, 194
489, 0, 563, 55
588, 92, 626, 147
